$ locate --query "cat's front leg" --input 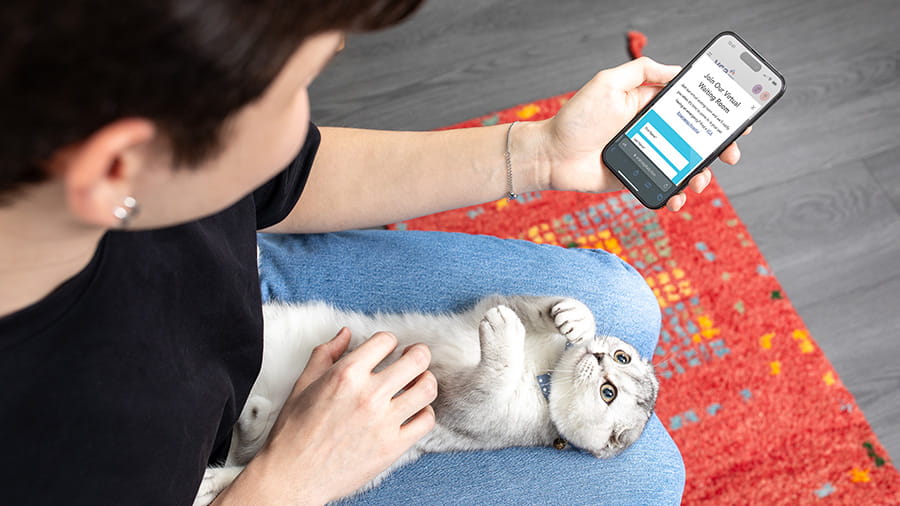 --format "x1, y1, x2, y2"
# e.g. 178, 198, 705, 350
550, 298, 597, 344
193, 466, 244, 506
